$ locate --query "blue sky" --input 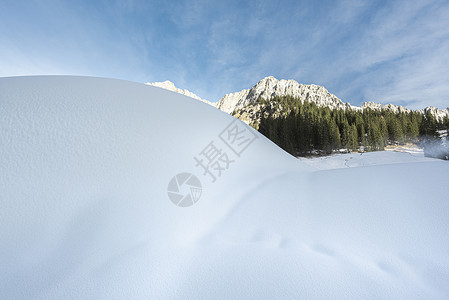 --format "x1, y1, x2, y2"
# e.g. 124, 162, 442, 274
1, 0, 448, 109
